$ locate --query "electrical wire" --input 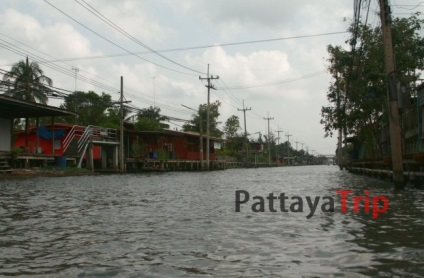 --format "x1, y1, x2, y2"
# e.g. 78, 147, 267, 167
0, 38, 195, 116
9, 31, 350, 64
75, 0, 205, 75
43, 0, 198, 76
217, 71, 326, 90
